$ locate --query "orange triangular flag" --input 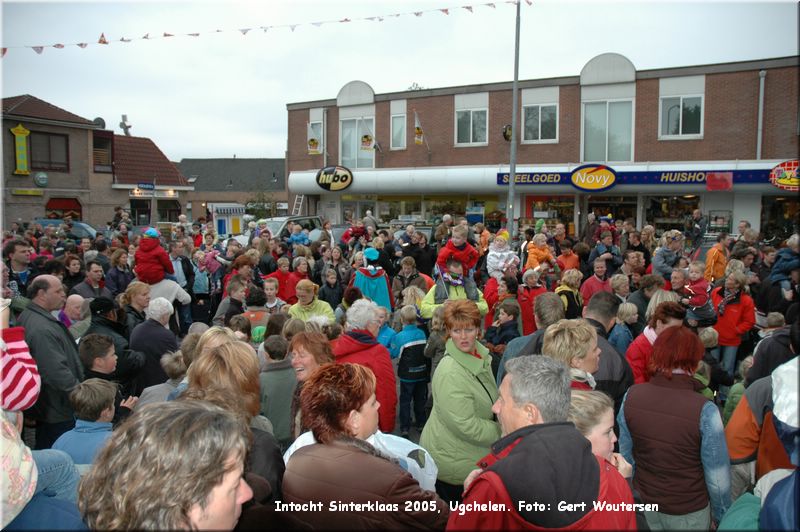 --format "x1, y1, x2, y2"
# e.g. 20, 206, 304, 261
98, 33, 109, 44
